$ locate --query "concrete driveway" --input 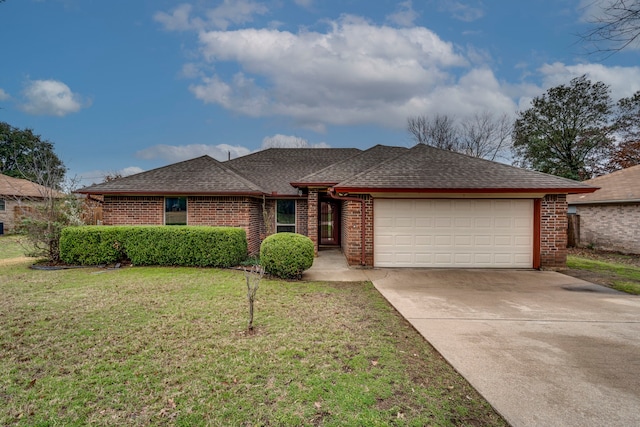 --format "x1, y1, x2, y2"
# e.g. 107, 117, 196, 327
368, 269, 640, 427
